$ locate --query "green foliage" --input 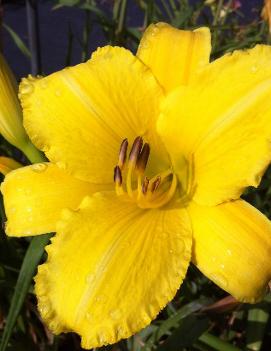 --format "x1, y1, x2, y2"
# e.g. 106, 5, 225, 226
1, 0, 271, 350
